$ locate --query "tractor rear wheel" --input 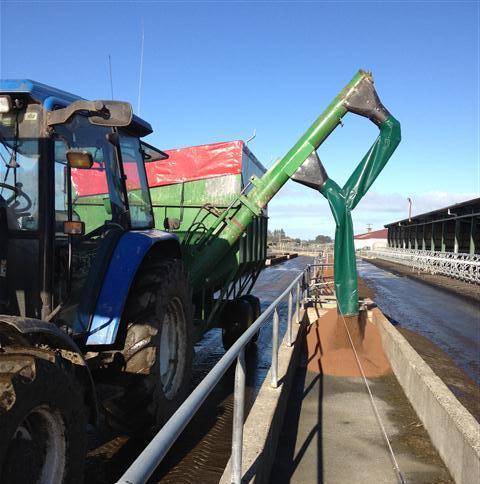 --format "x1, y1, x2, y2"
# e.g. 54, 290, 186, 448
0, 356, 87, 484
108, 259, 194, 432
